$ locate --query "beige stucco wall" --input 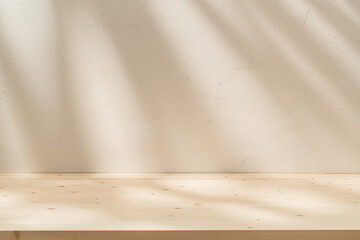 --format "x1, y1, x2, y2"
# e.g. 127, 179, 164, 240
0, 0, 360, 173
